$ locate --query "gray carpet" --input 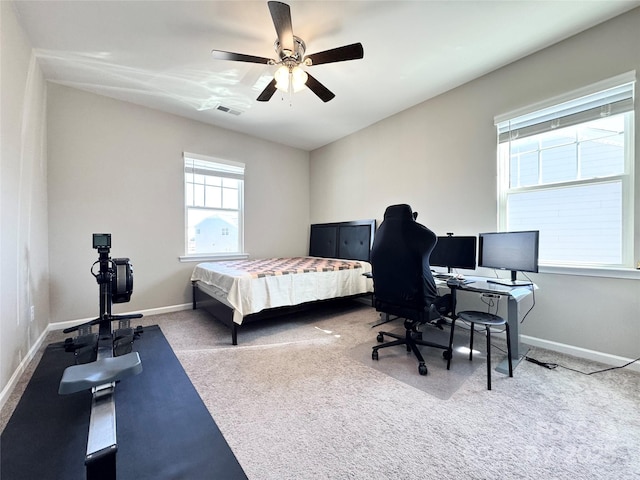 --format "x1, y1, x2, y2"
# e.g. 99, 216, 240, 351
348, 322, 483, 400
3, 303, 640, 479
